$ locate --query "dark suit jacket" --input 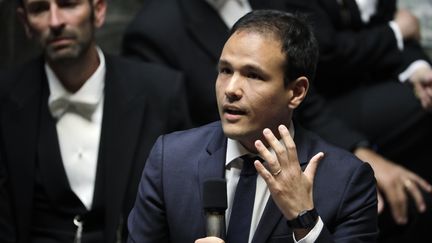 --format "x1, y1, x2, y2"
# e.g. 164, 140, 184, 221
127, 121, 378, 243
313, 0, 432, 95
0, 55, 191, 243
122, 0, 367, 151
